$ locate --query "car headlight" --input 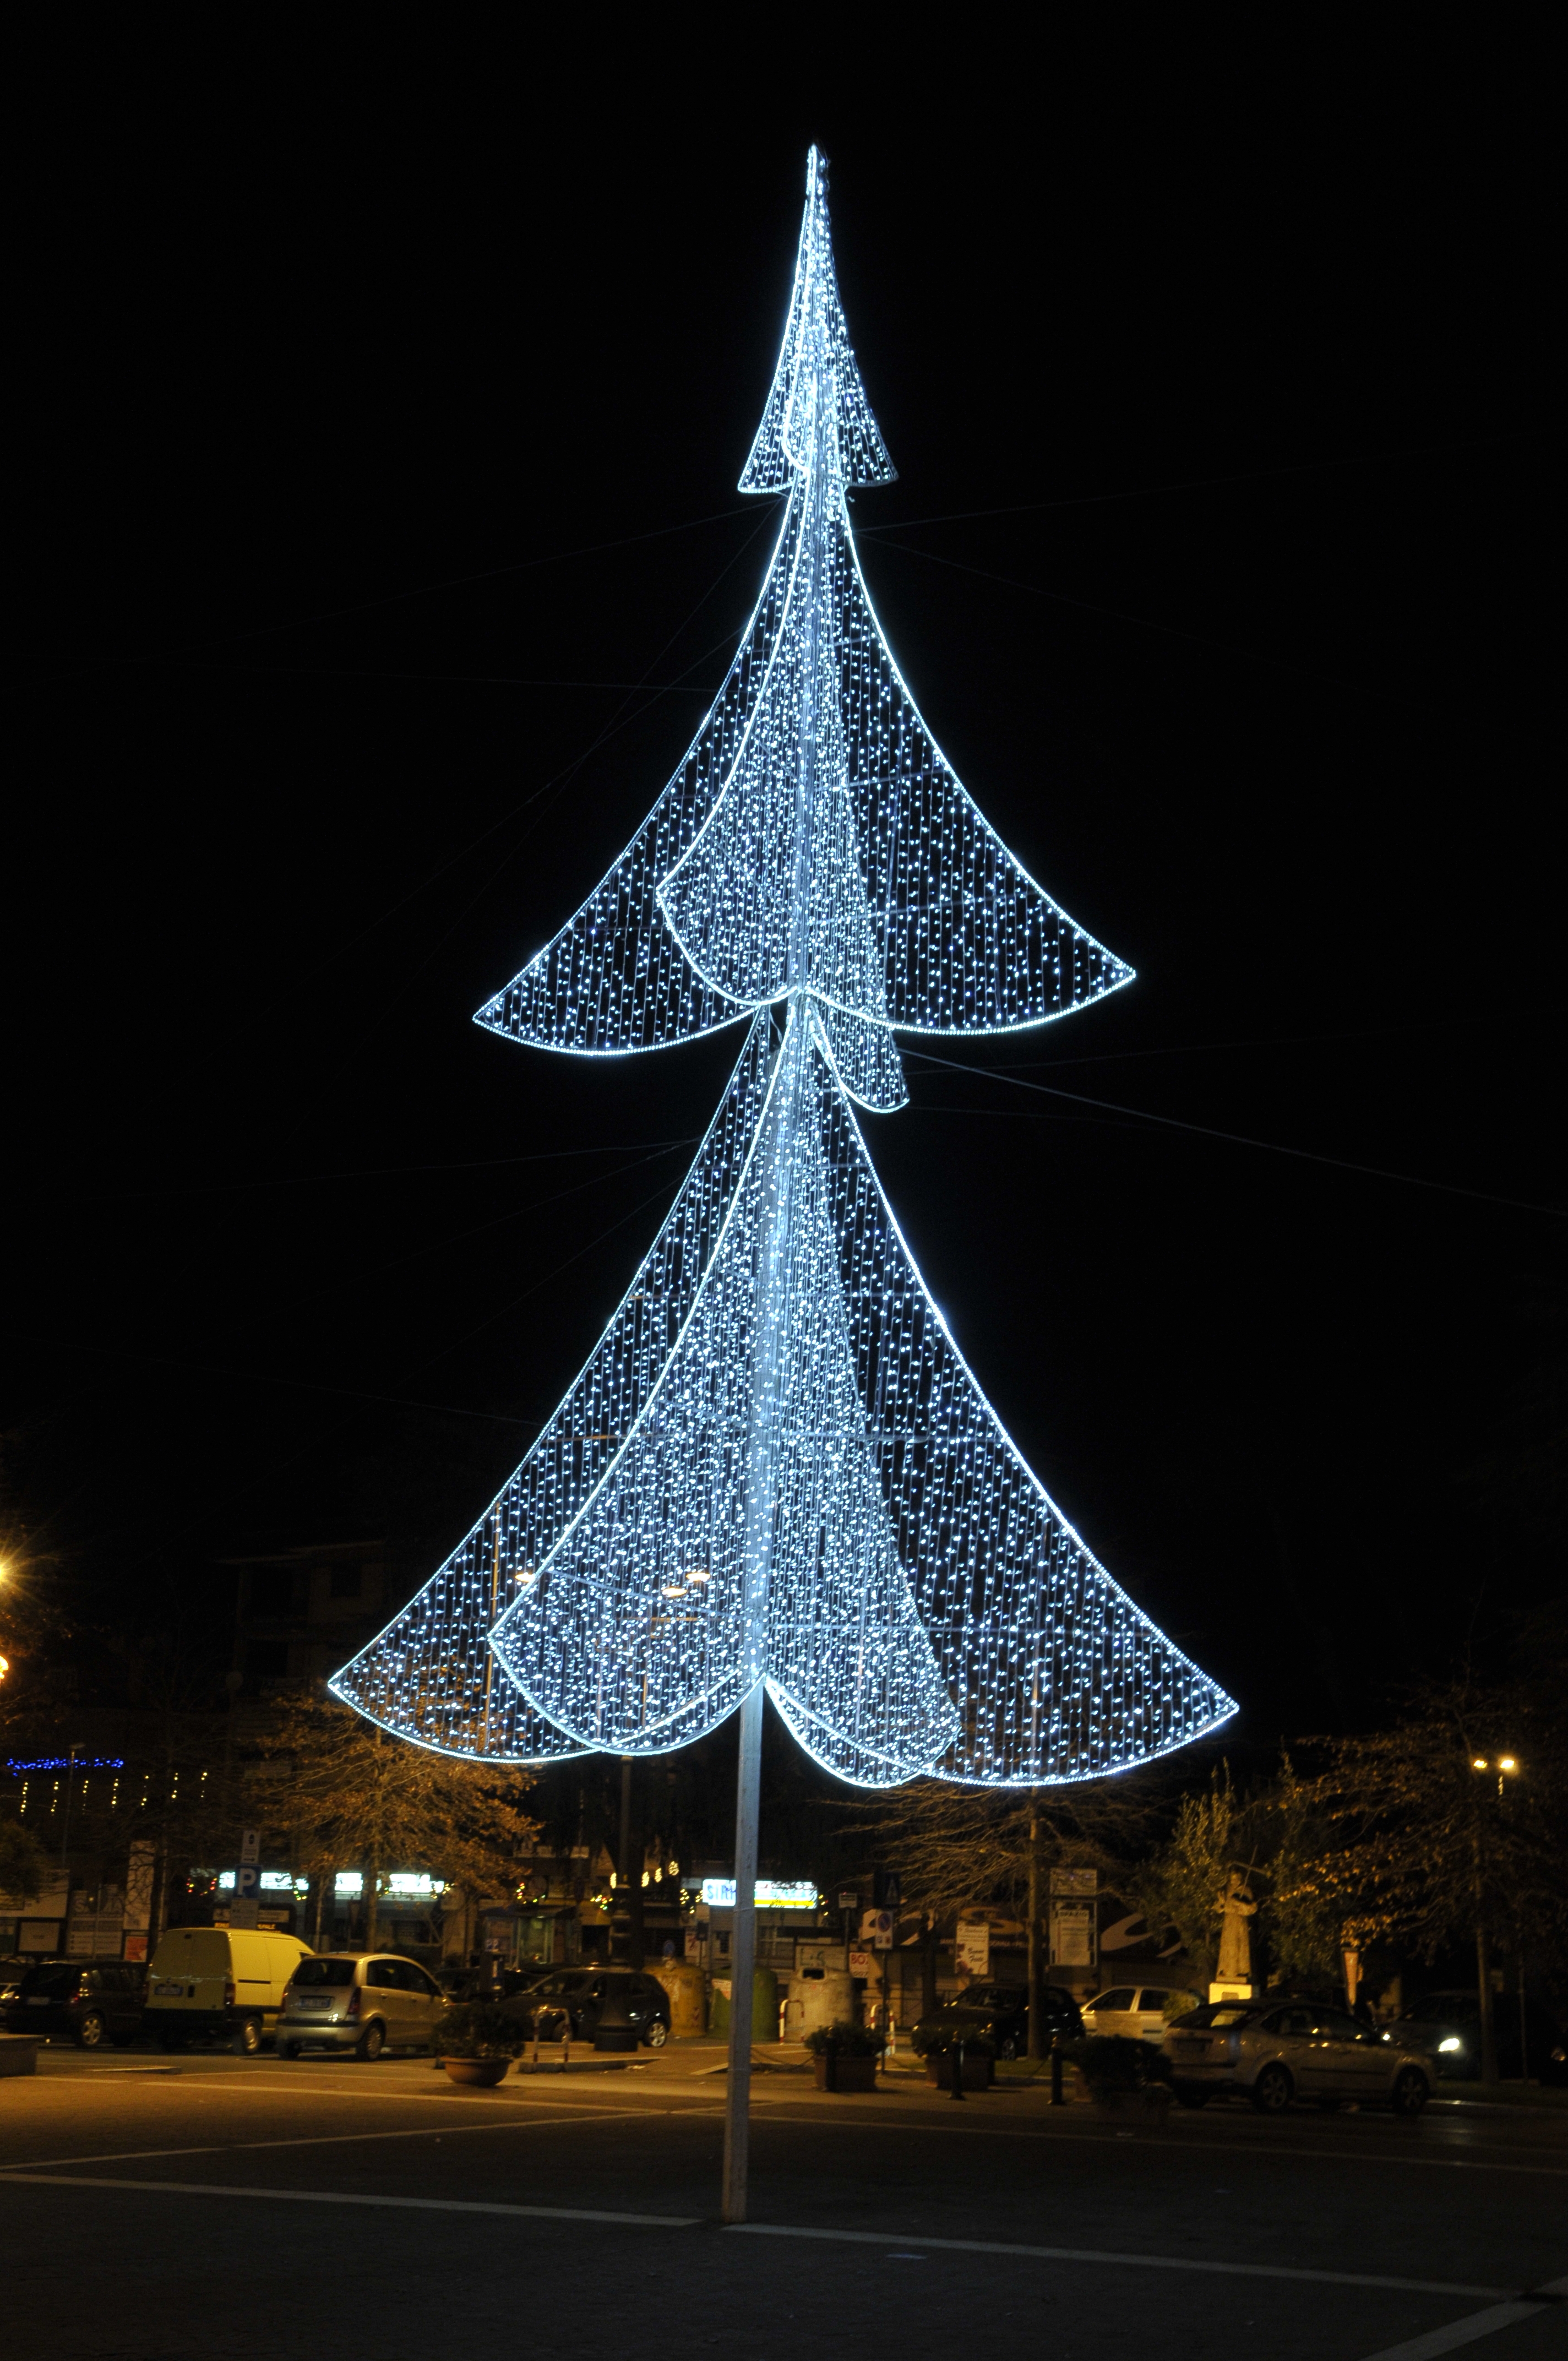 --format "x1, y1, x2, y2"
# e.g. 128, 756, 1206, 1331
1438, 2036, 1463, 2053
